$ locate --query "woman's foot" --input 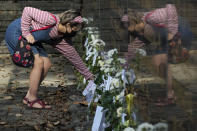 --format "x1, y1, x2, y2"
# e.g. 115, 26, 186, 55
27, 99, 51, 109
167, 90, 177, 104
154, 98, 168, 106
23, 97, 50, 109
154, 91, 177, 106
23, 97, 29, 105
